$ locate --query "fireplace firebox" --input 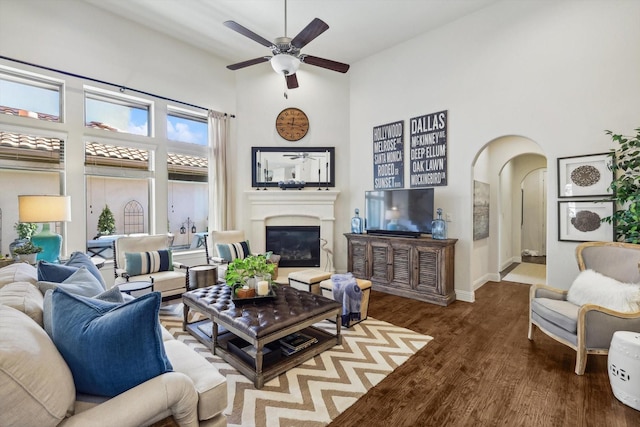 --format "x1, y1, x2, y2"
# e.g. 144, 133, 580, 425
265, 226, 321, 267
